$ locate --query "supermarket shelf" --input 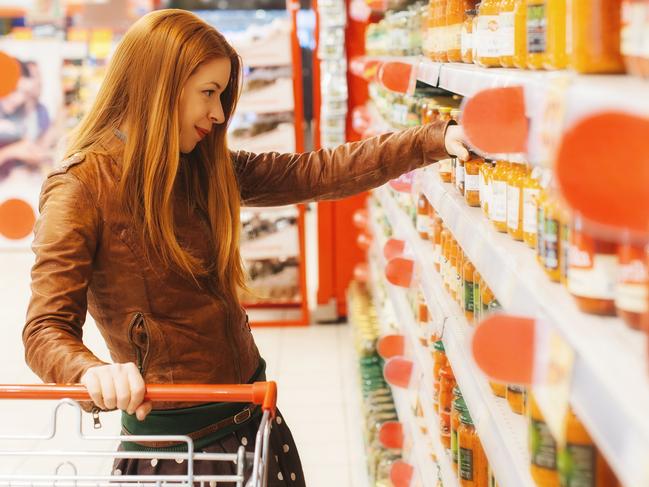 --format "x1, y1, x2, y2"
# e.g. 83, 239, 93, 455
368, 212, 459, 487
240, 226, 299, 261
375, 186, 535, 487
416, 166, 649, 487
